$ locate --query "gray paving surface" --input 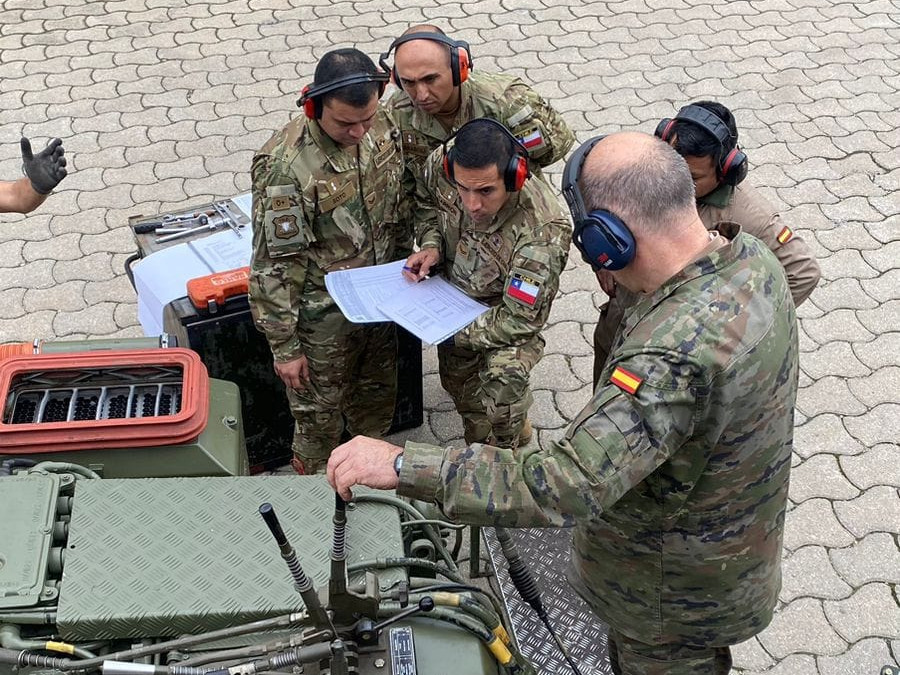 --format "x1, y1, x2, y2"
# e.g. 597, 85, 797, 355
1, 0, 898, 673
